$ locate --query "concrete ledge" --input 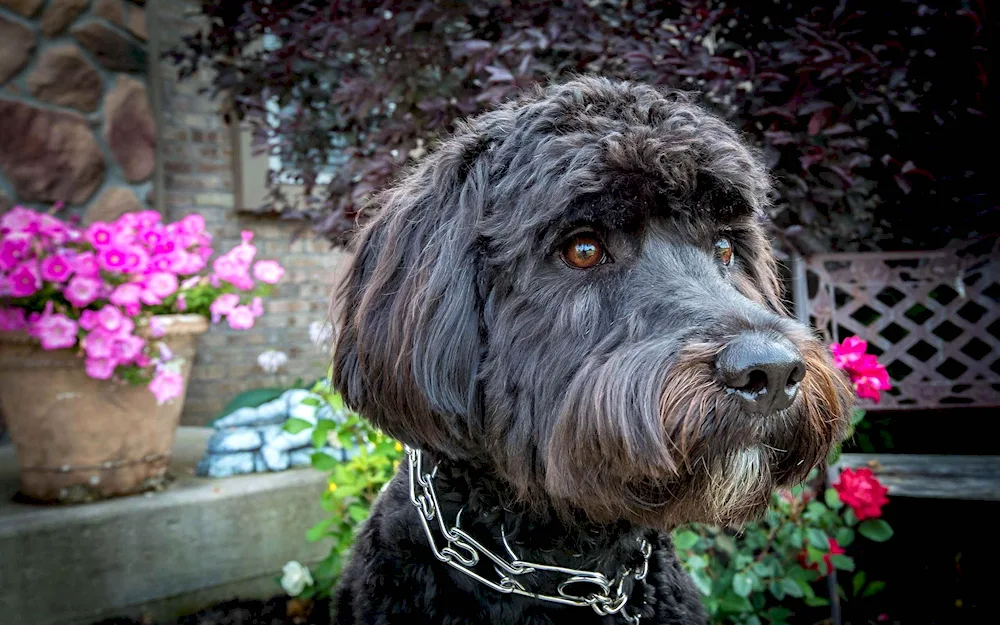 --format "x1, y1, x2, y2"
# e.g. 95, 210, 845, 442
0, 427, 331, 625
